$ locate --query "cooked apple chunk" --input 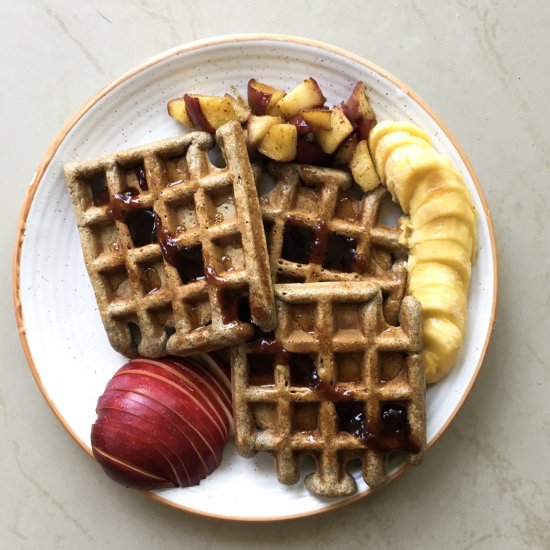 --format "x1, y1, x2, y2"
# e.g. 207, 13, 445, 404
349, 139, 380, 191
183, 94, 237, 133
333, 133, 358, 167
224, 94, 251, 124
248, 79, 286, 116
167, 98, 193, 126
258, 123, 297, 162
300, 108, 332, 130
247, 115, 285, 146
277, 78, 326, 118
313, 107, 354, 154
